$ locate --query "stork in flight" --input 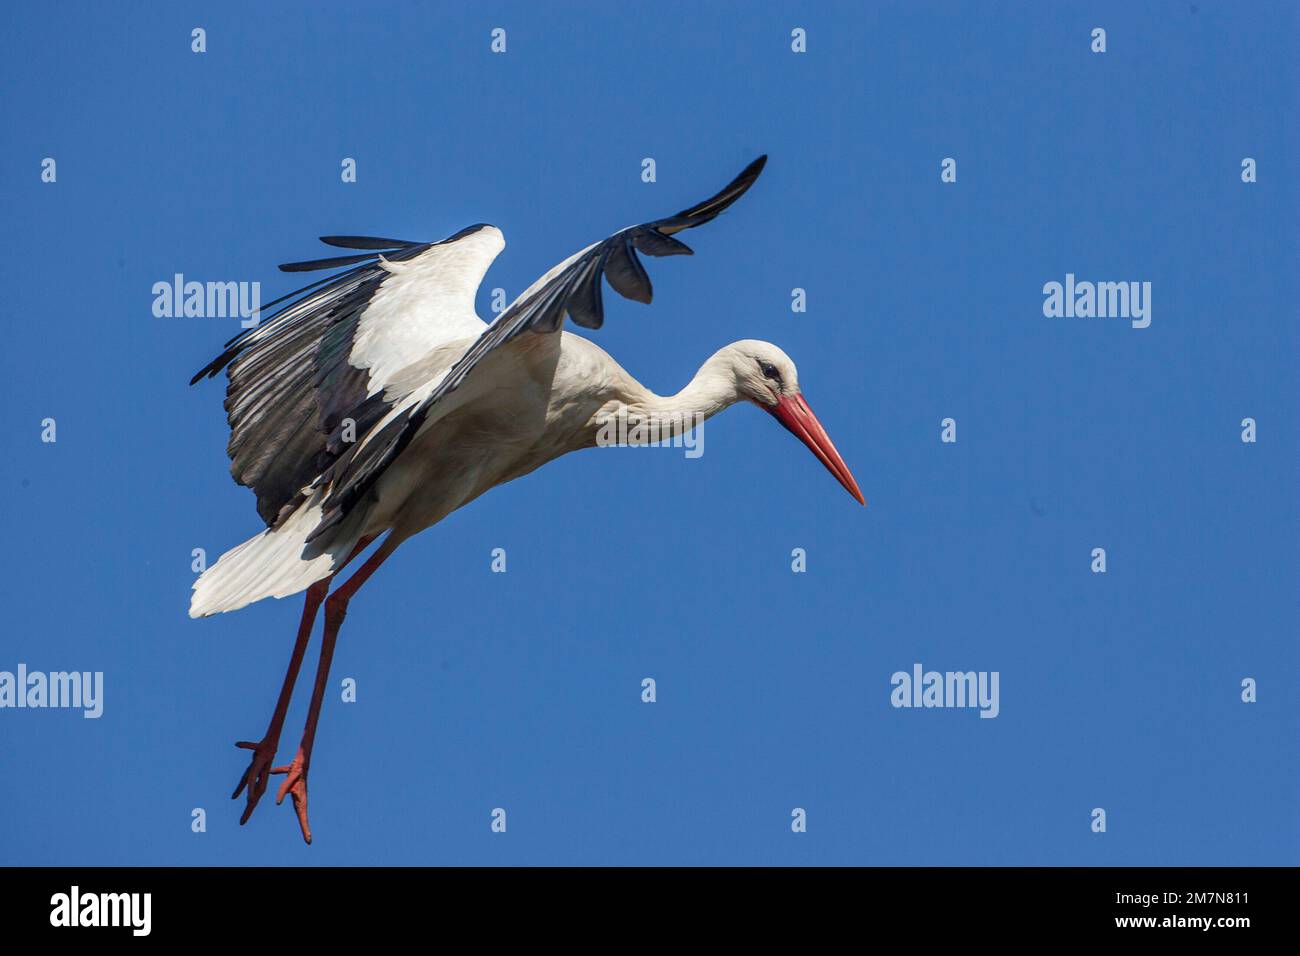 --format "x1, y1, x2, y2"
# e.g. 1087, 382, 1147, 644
190, 155, 864, 843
